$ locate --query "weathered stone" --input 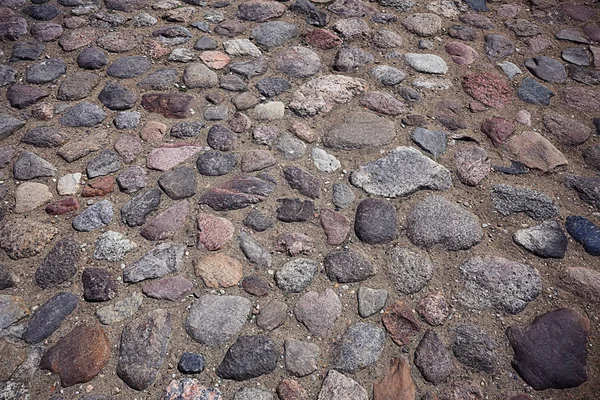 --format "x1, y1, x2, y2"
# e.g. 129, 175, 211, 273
216, 335, 279, 381
414, 330, 453, 384
36, 236, 79, 289
513, 221, 568, 258
491, 184, 558, 220
317, 370, 368, 400
295, 289, 342, 337
382, 301, 420, 346
96, 291, 143, 325
123, 243, 185, 283
82, 268, 117, 302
